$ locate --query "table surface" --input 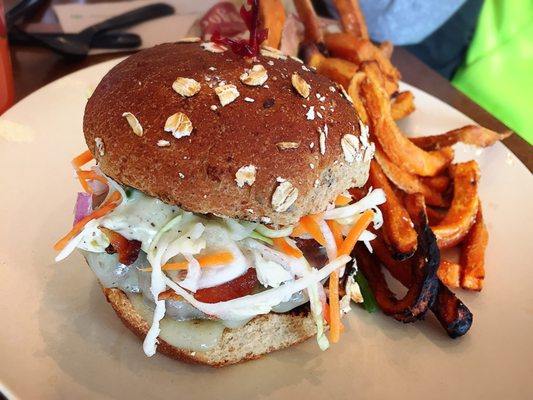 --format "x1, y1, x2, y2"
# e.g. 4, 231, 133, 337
5, 0, 532, 172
